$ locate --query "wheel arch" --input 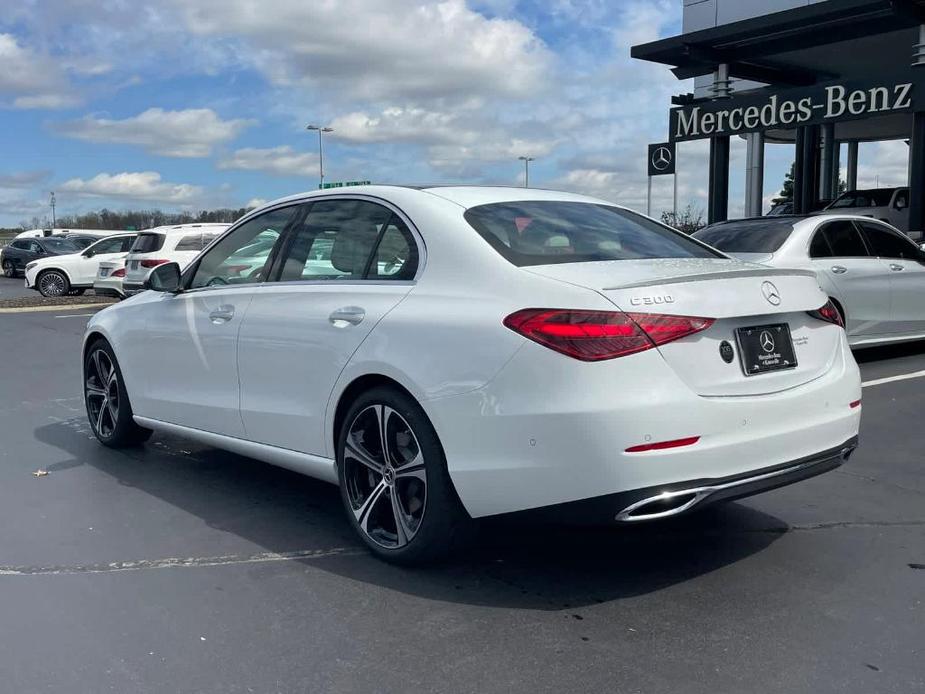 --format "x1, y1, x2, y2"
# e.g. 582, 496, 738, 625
36, 265, 74, 284
331, 374, 419, 458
